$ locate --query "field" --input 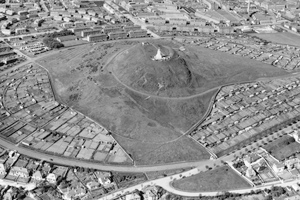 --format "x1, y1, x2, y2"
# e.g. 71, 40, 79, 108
251, 32, 300, 47
172, 166, 251, 192
264, 136, 300, 161
37, 38, 288, 165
